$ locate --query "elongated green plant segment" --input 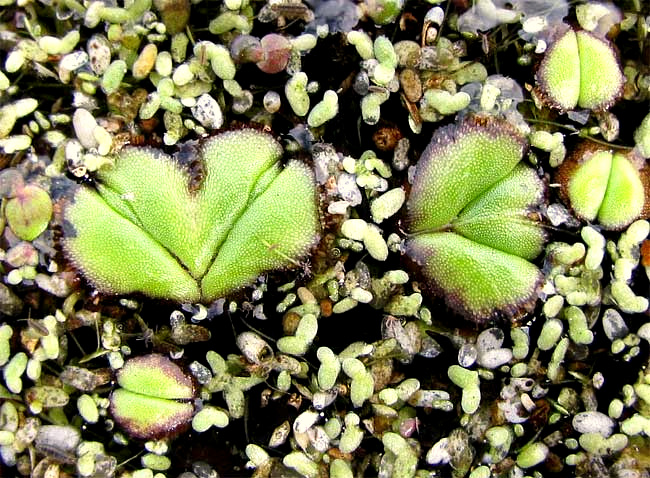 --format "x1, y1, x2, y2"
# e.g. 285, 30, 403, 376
117, 354, 194, 399
406, 233, 542, 319
110, 355, 195, 439
576, 32, 623, 109
452, 164, 546, 260
537, 29, 580, 111
63, 187, 201, 302
634, 112, 650, 158
63, 128, 320, 302
600, 155, 645, 227
536, 28, 622, 111
405, 117, 546, 322
201, 161, 317, 299
406, 119, 526, 232
563, 150, 611, 221
559, 147, 647, 230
